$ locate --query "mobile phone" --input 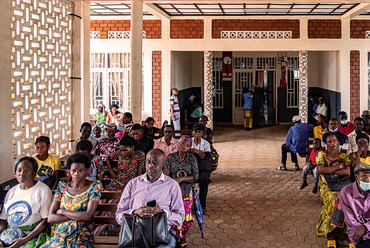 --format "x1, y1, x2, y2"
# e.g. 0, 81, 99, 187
146, 200, 156, 207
